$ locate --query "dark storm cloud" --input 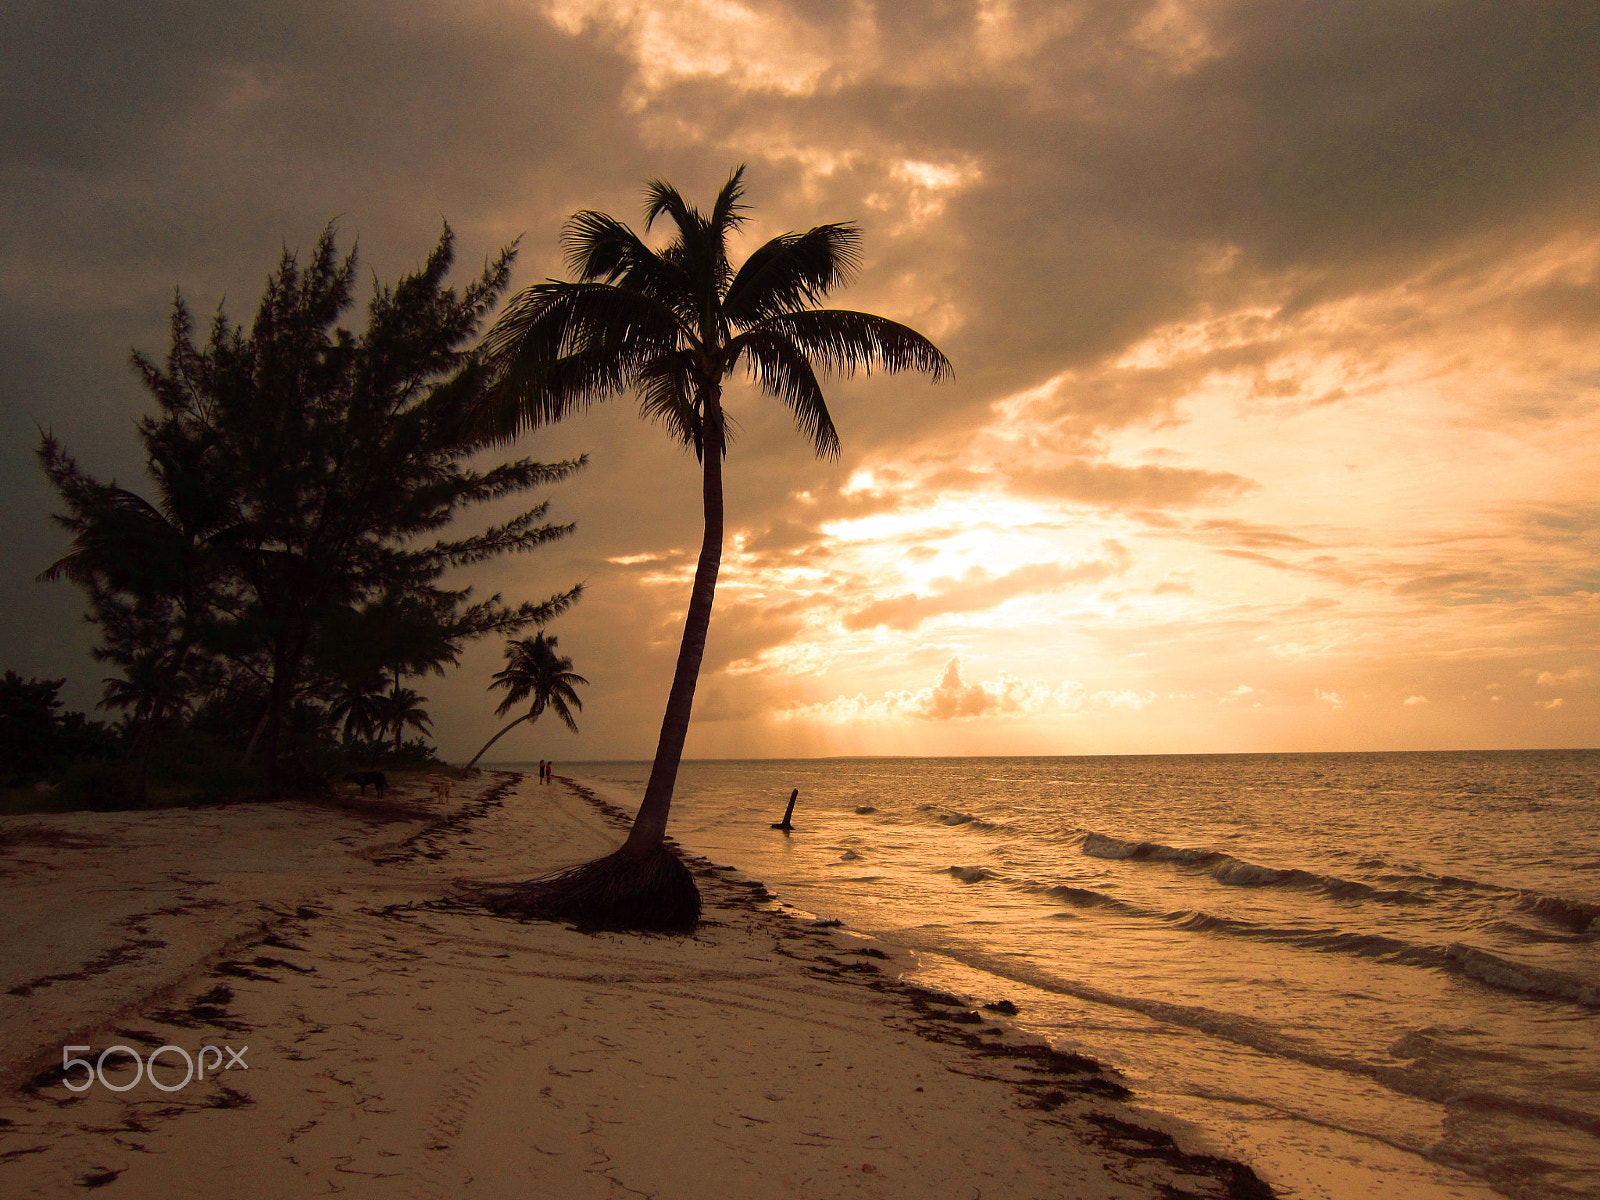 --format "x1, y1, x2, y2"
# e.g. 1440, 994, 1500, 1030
674, 0, 1600, 438
0, 1, 651, 322
0, 0, 652, 710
